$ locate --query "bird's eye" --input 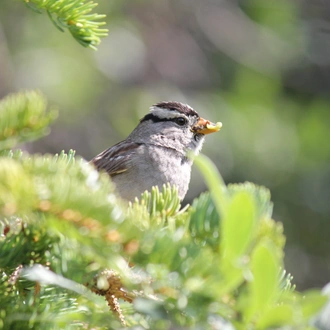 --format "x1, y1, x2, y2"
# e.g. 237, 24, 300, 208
174, 117, 187, 126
